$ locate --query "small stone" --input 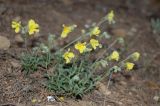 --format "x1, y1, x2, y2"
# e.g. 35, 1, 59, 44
10, 59, 21, 68
112, 28, 127, 37
119, 81, 127, 86
118, 102, 123, 105
15, 34, 24, 43
47, 96, 55, 102
38, 99, 41, 103
96, 82, 111, 95
129, 92, 132, 95
130, 27, 137, 33
127, 27, 137, 36
153, 96, 160, 102
0, 36, 10, 50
